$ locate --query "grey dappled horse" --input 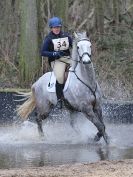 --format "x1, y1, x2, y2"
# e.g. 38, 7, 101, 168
17, 32, 109, 144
